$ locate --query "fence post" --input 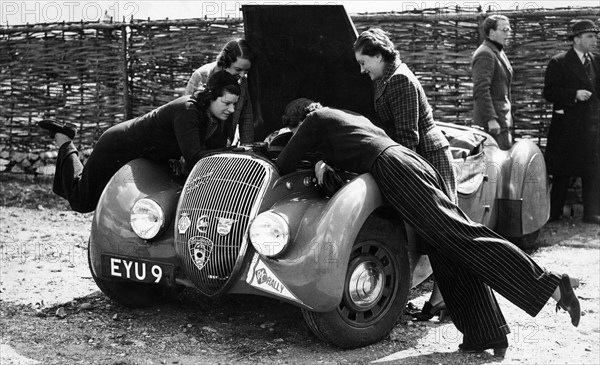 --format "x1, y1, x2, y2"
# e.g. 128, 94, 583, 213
122, 24, 132, 119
